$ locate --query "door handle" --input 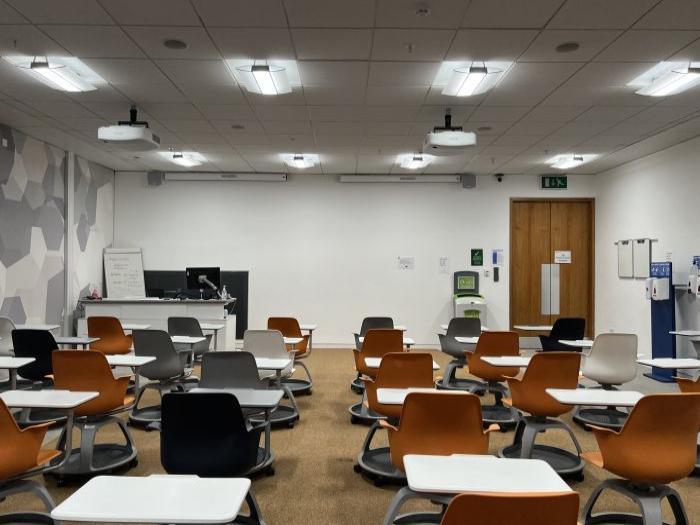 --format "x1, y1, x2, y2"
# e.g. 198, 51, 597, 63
541, 264, 551, 316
